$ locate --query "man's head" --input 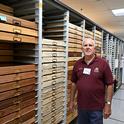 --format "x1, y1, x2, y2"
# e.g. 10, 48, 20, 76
82, 38, 95, 57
